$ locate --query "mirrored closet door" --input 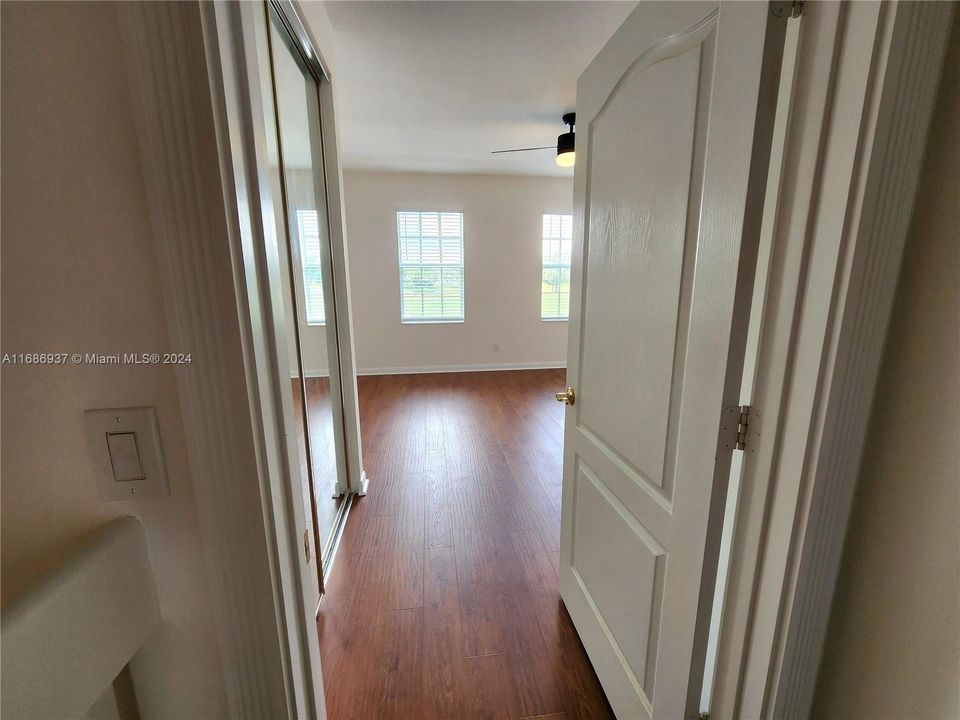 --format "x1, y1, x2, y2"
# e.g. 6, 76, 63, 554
263, 1, 349, 596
